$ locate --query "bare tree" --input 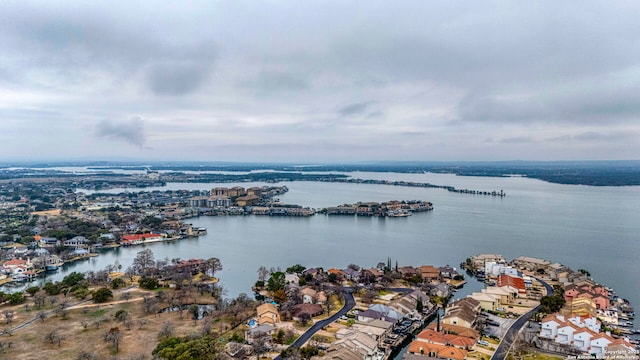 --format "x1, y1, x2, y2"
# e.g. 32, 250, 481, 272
251, 332, 270, 360
142, 296, 158, 315
205, 257, 222, 277
45, 331, 63, 347
201, 317, 212, 336
104, 327, 122, 353
158, 321, 173, 339
37, 311, 46, 322
132, 249, 156, 276
3, 310, 13, 325
137, 318, 148, 330
257, 265, 270, 281
58, 301, 69, 319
